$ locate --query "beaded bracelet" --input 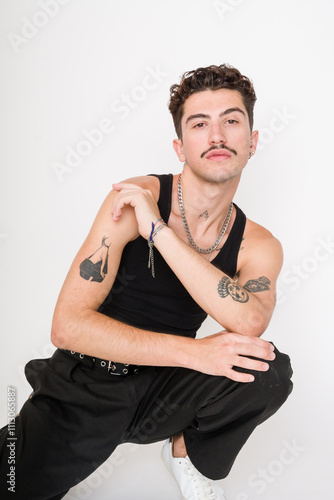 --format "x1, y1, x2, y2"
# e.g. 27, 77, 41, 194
148, 218, 167, 278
